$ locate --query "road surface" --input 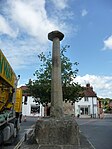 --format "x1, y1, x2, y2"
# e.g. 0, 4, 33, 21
76, 114, 112, 149
2, 114, 112, 149
1, 116, 38, 149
